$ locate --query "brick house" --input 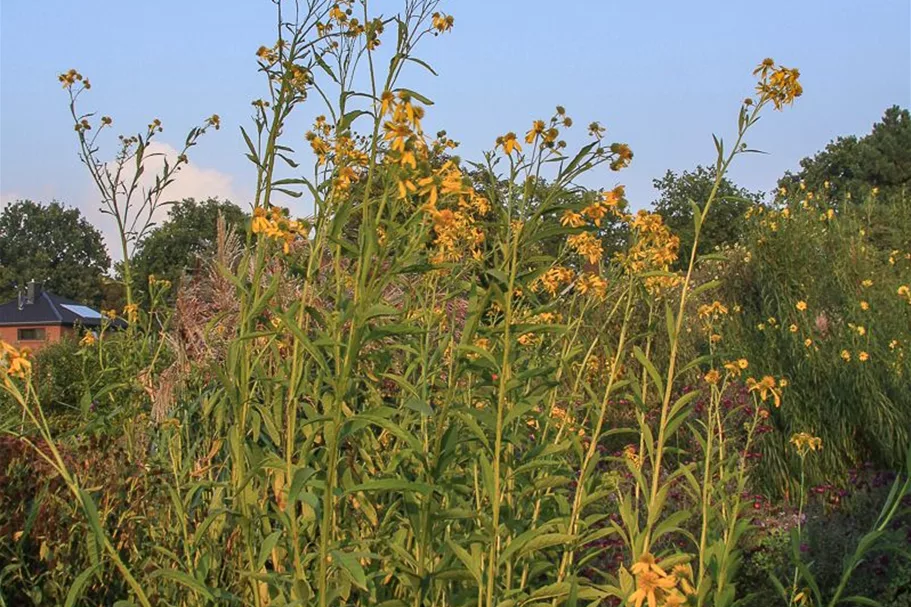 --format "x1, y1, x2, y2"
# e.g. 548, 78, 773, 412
0, 281, 106, 351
